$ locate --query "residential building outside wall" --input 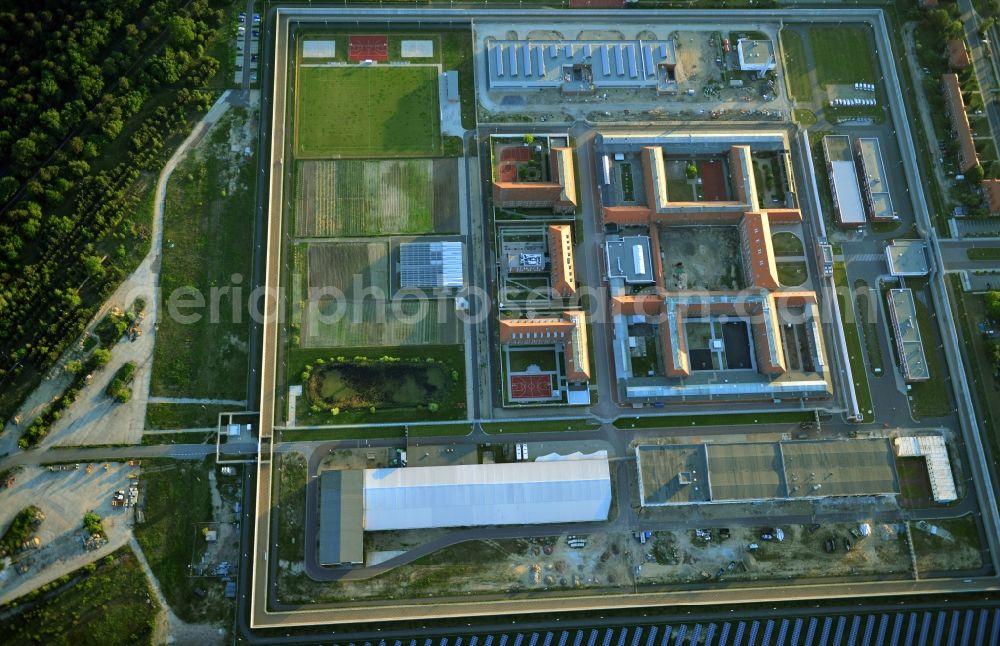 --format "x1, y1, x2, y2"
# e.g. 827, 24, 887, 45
547, 224, 577, 297
854, 137, 897, 222
499, 310, 591, 381
942, 73, 979, 172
